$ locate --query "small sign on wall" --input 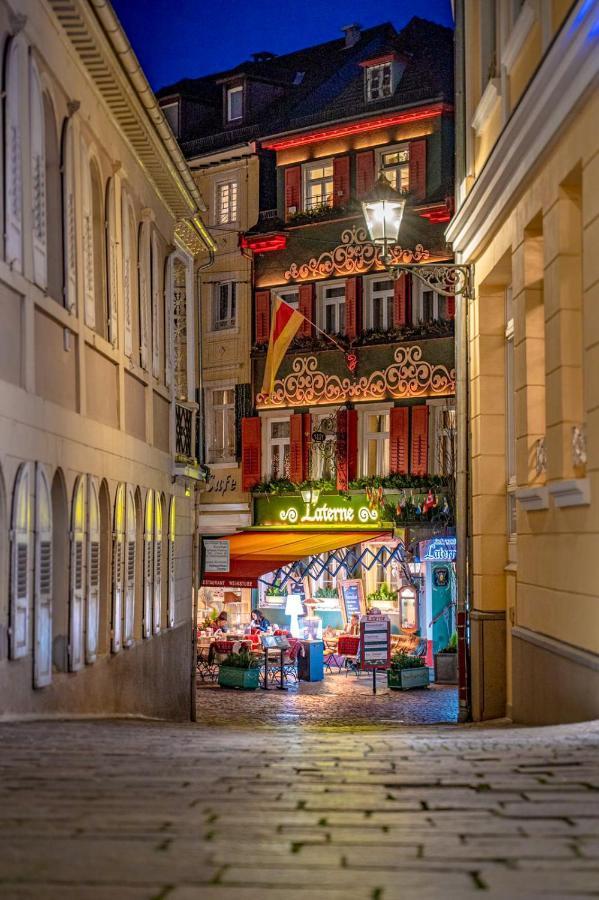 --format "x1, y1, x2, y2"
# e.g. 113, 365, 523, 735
204, 539, 230, 573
